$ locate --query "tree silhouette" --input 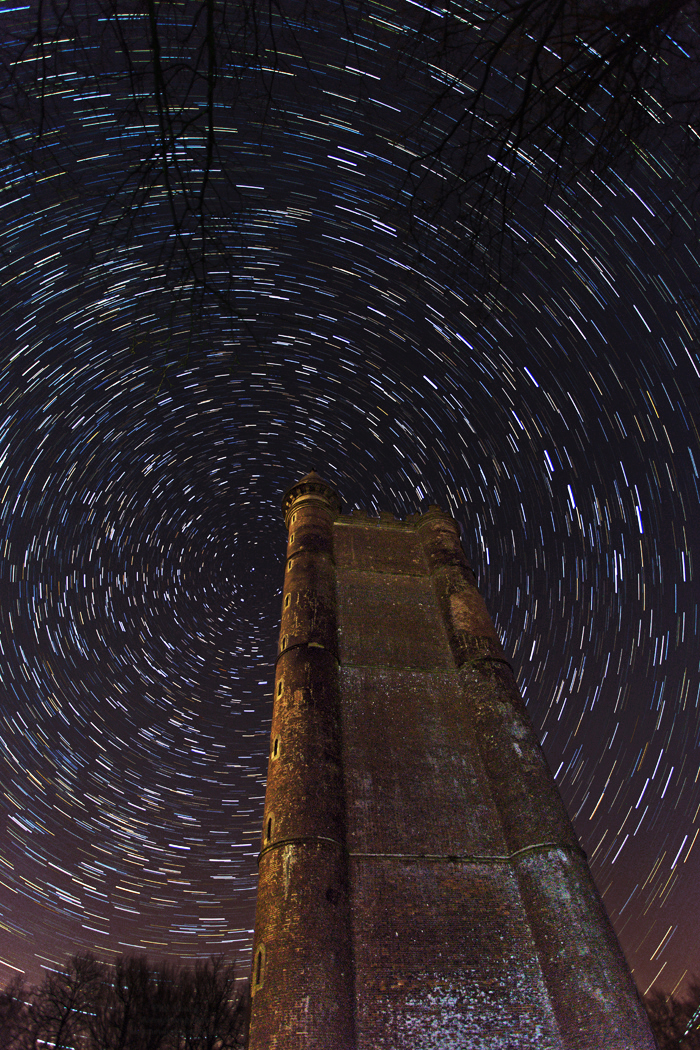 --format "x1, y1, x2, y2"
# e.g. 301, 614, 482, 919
404, 0, 700, 266
0, 974, 33, 1050
0, 952, 248, 1050
32, 952, 103, 1050
1, 1, 698, 329
645, 977, 700, 1050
